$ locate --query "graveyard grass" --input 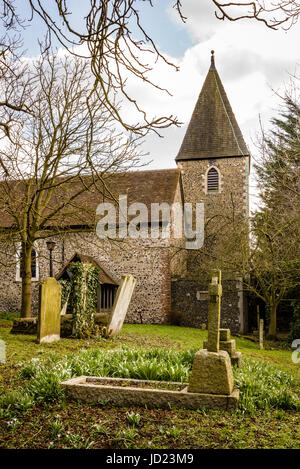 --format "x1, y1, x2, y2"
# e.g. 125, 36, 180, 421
0, 315, 299, 449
